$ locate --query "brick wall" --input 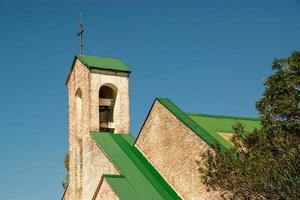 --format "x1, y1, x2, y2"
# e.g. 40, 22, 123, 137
66, 59, 129, 200
135, 100, 221, 200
